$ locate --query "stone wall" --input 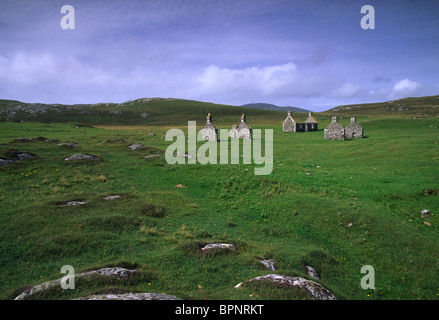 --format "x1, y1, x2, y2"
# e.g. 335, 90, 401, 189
345, 117, 363, 138
231, 113, 252, 139
199, 113, 218, 141
283, 111, 318, 132
324, 116, 345, 140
